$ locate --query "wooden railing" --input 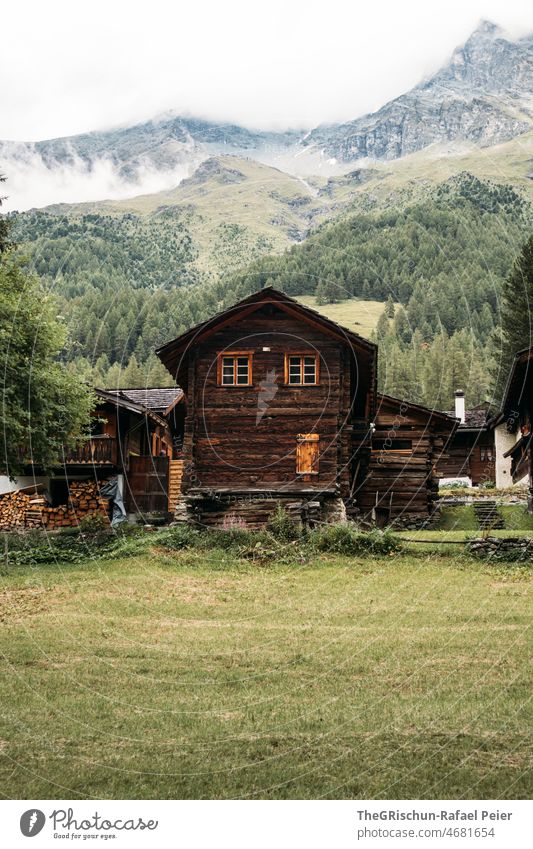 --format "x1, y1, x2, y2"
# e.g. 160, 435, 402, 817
64, 435, 117, 465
